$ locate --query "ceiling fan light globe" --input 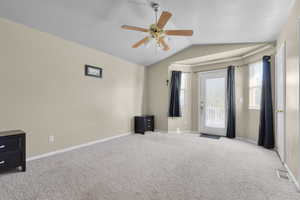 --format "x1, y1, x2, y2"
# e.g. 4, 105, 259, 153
144, 37, 152, 48
146, 38, 156, 48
